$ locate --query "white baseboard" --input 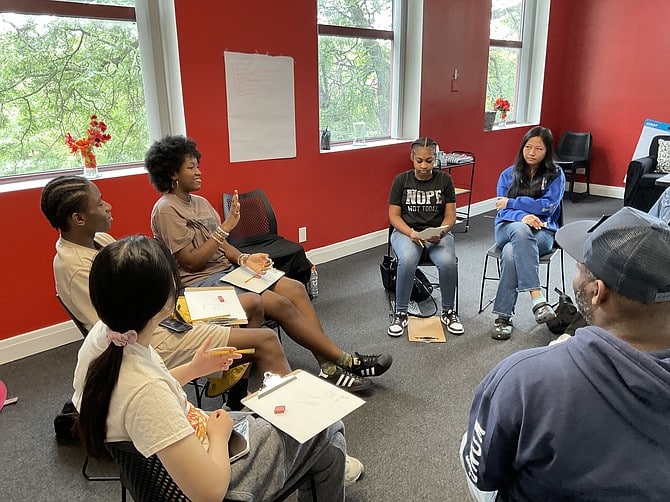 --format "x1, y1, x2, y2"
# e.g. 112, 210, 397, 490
3, 188, 624, 365
0, 321, 82, 365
